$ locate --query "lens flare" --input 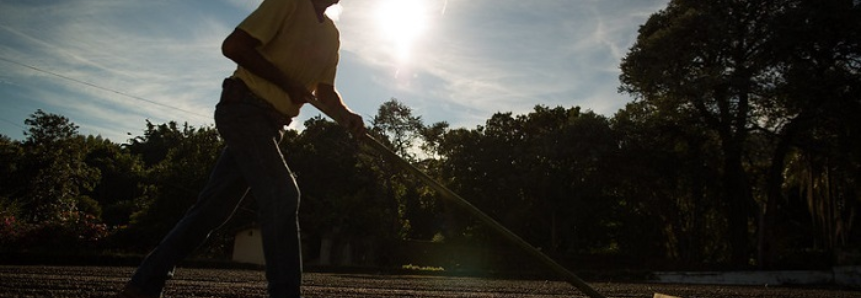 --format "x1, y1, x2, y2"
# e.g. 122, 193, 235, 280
375, 0, 428, 61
